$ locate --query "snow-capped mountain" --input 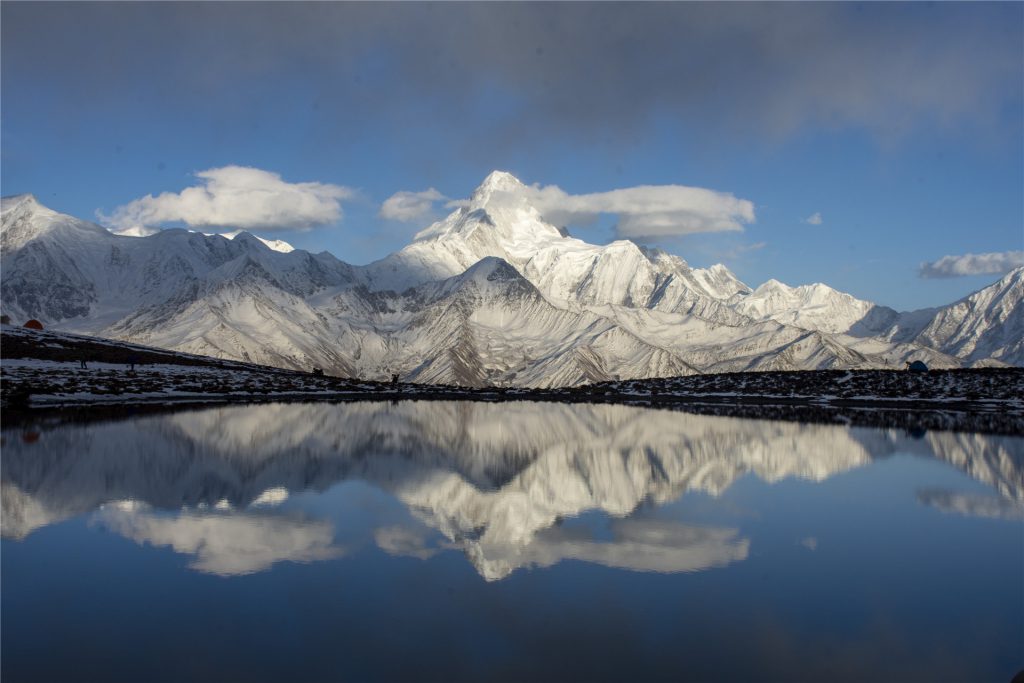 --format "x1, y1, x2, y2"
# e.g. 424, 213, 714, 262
883, 267, 1024, 366
366, 171, 751, 324
727, 265, 1024, 366
1, 193, 353, 323
1, 173, 1019, 385
732, 278, 888, 335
